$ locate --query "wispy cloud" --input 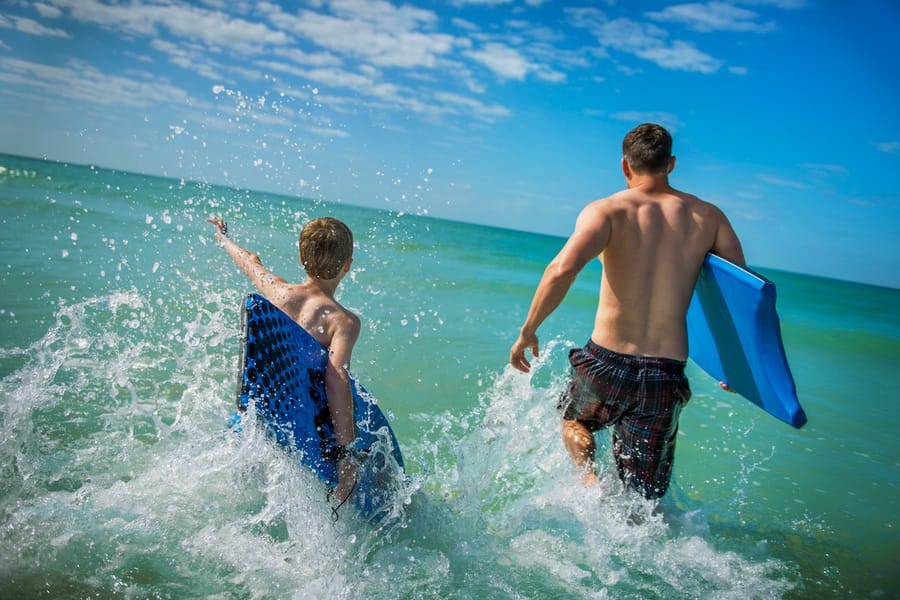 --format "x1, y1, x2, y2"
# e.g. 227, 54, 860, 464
801, 162, 848, 174
0, 56, 192, 109
567, 10, 723, 73
464, 43, 533, 80
873, 141, 900, 155
433, 91, 510, 120
759, 174, 808, 189
32, 2, 63, 18
150, 39, 225, 81
0, 13, 71, 38
53, 0, 289, 52
257, 1, 458, 69
647, 2, 776, 33
610, 111, 685, 132
739, 0, 806, 9
0, 0, 813, 145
